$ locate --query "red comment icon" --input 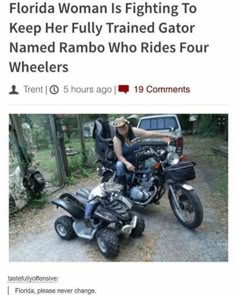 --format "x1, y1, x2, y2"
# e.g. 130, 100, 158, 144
118, 85, 129, 94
